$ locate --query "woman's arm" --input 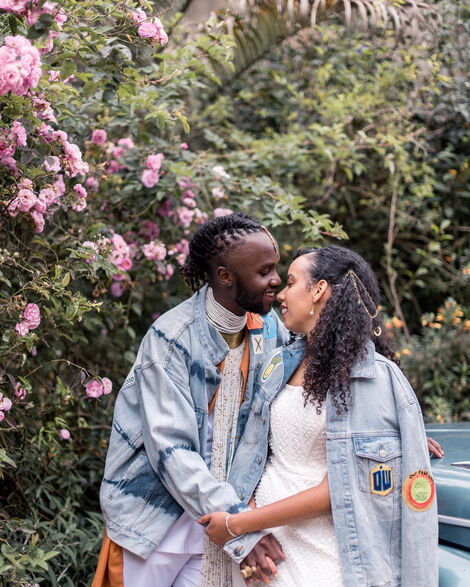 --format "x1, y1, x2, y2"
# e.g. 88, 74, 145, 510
198, 475, 330, 546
